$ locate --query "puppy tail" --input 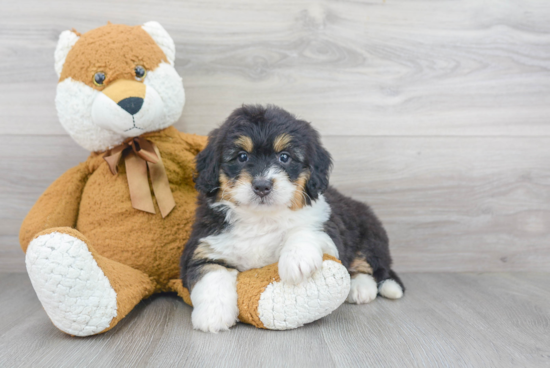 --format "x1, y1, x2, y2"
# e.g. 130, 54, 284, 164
377, 269, 405, 300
